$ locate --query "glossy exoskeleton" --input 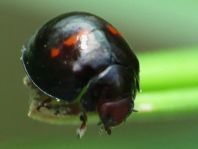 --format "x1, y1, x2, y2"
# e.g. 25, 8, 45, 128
22, 12, 140, 138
